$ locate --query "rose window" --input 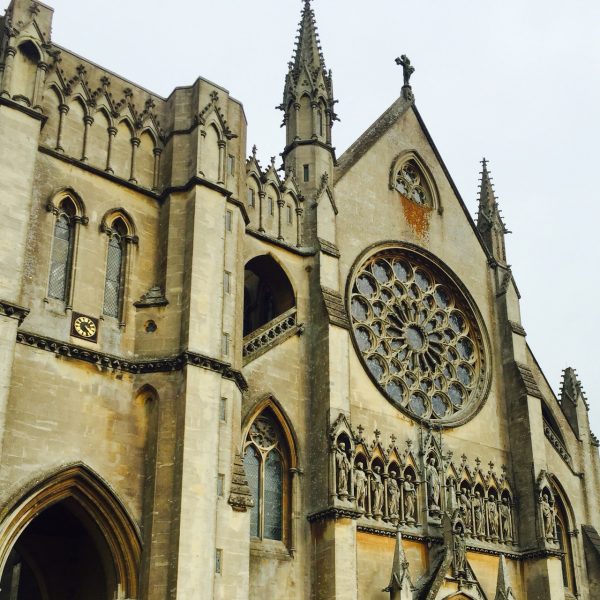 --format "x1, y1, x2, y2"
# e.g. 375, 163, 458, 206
349, 247, 489, 424
395, 162, 430, 206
